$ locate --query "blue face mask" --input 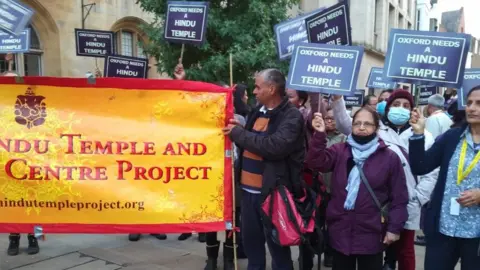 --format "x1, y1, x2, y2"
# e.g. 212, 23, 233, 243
376, 101, 387, 116
387, 107, 411, 125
